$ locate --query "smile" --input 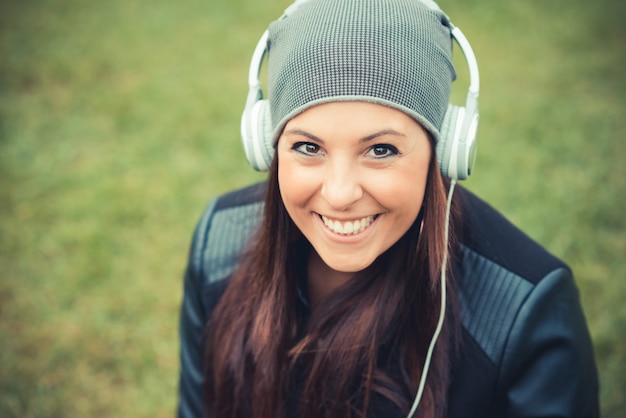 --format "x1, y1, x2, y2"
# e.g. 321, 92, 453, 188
320, 214, 377, 235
